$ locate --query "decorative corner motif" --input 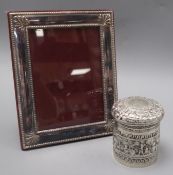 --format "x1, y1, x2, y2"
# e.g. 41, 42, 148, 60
99, 14, 111, 26
13, 15, 29, 29
25, 132, 40, 146
105, 119, 114, 132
